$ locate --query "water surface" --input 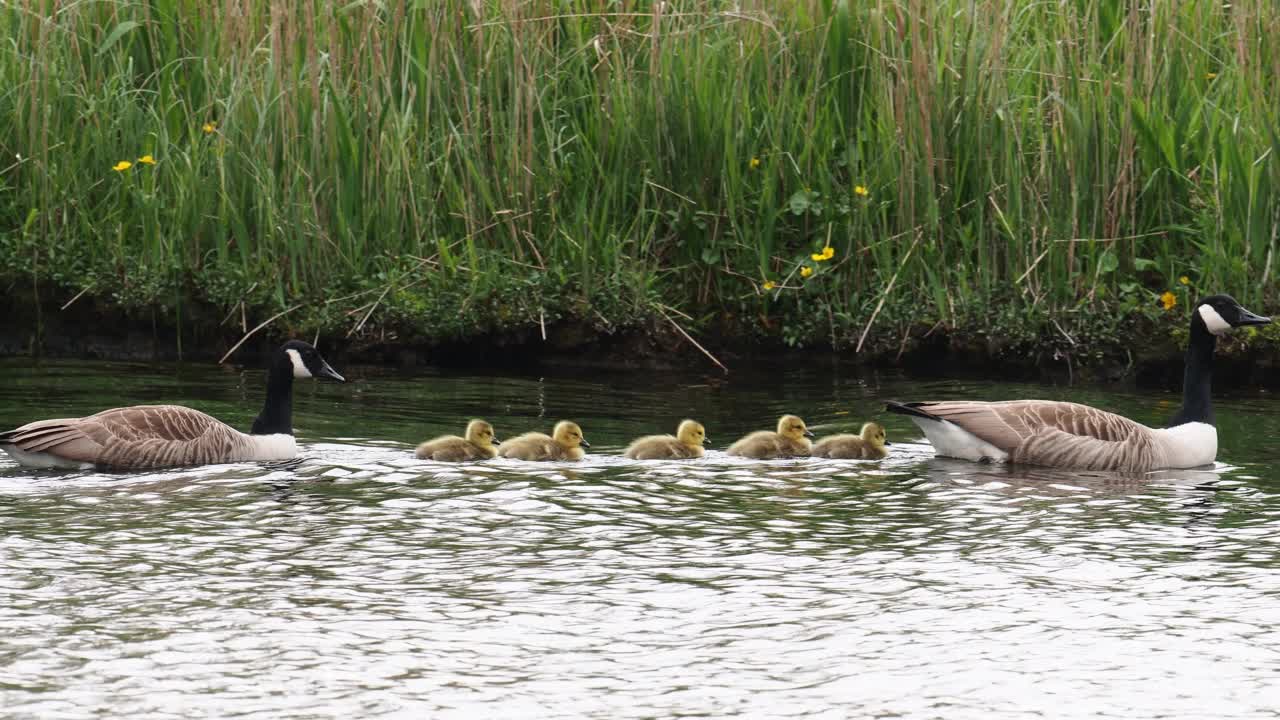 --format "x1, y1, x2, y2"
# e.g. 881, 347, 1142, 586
2, 359, 1279, 718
